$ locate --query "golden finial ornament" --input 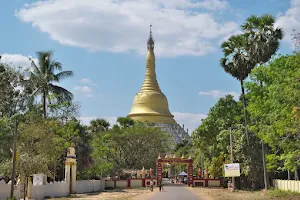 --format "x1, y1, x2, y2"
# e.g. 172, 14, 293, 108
181, 155, 185, 159
165, 154, 169, 159
173, 154, 176, 158
158, 154, 161, 159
